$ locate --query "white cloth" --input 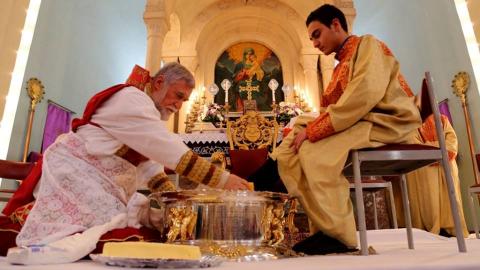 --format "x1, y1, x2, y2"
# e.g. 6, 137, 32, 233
16, 87, 212, 247
7, 214, 127, 265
